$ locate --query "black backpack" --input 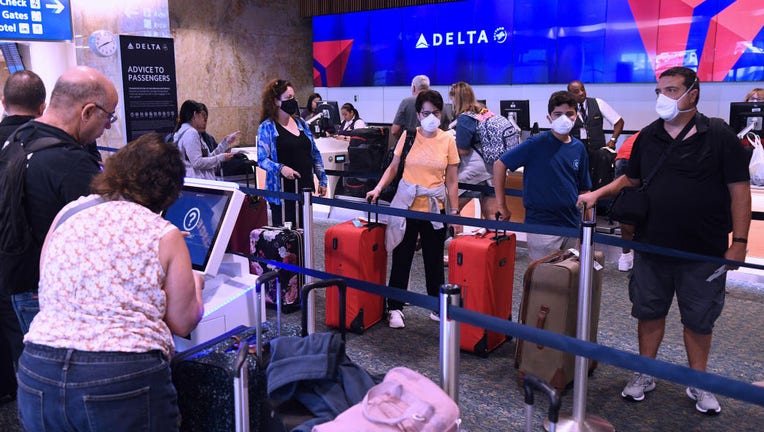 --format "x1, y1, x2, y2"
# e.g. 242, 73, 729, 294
0, 128, 65, 293
378, 128, 416, 202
